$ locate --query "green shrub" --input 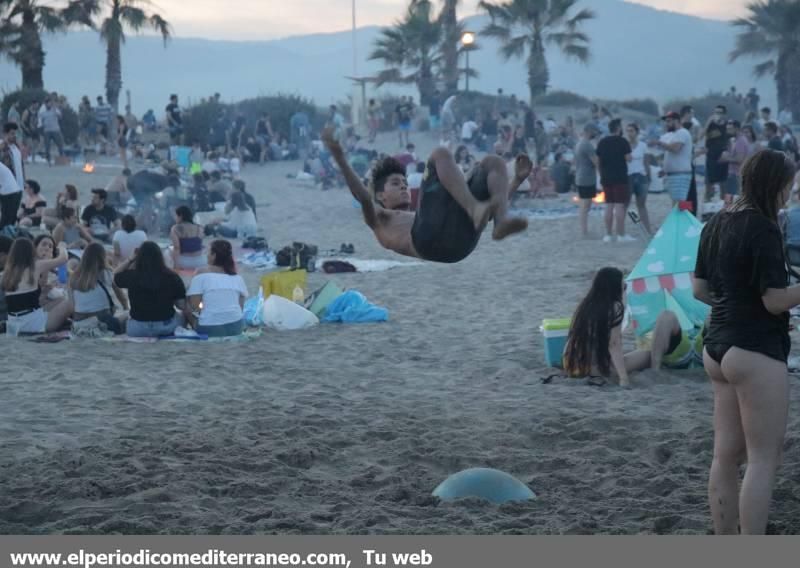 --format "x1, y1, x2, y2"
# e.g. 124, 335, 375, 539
664, 92, 749, 123
618, 98, 660, 117
1, 88, 79, 144
535, 90, 592, 108
183, 94, 319, 147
